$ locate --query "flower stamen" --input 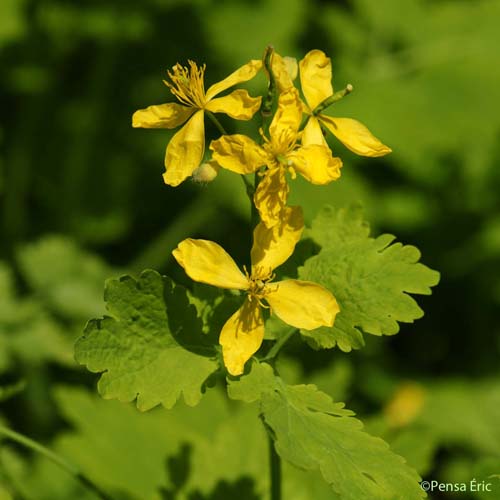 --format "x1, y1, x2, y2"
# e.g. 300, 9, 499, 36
165, 61, 207, 109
